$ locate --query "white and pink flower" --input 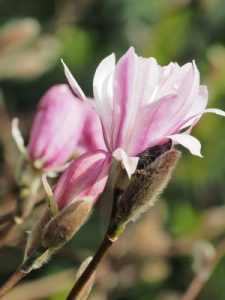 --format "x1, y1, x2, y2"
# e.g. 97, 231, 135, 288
62, 47, 225, 178
52, 47, 225, 209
